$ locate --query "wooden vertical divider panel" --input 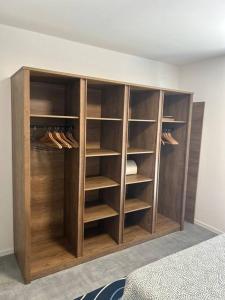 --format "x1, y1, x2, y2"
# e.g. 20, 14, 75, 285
151, 90, 164, 233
